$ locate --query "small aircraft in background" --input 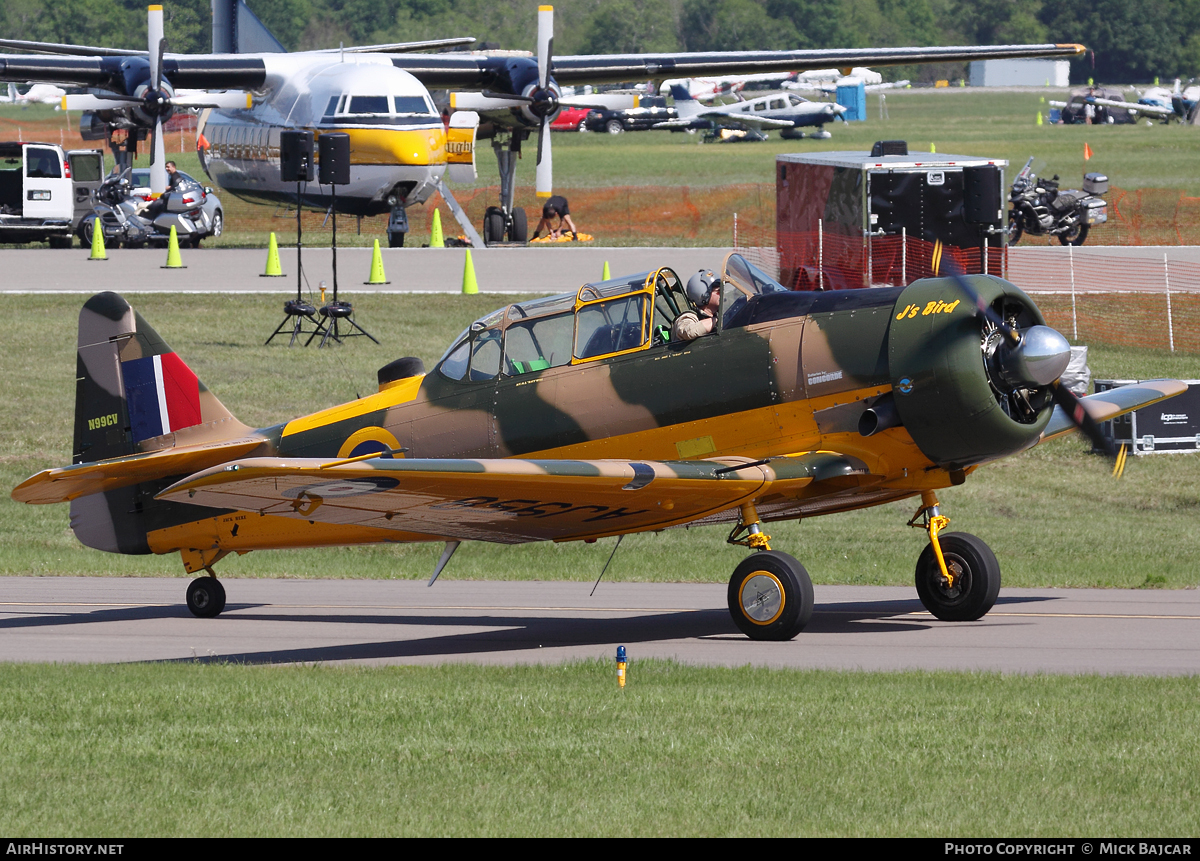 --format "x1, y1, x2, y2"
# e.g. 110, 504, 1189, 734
654, 84, 845, 139
0, 2, 1084, 246
12, 253, 1183, 640
658, 72, 795, 100
1, 82, 68, 105
783, 67, 909, 94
